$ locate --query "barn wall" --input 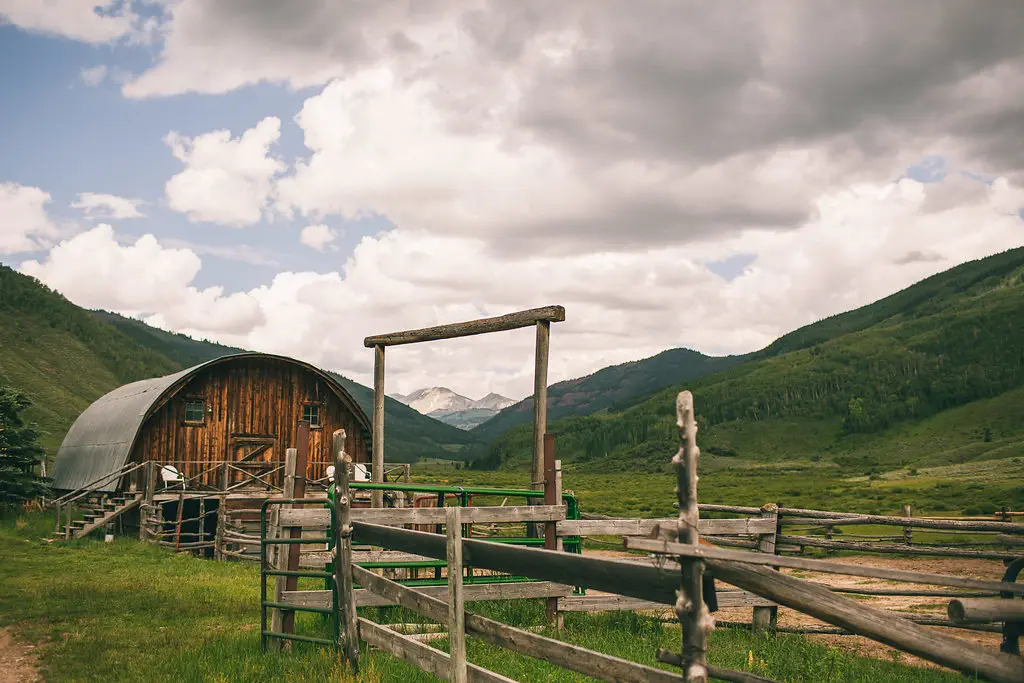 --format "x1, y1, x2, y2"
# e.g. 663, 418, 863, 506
132, 357, 367, 488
